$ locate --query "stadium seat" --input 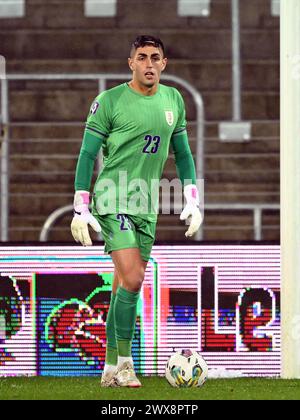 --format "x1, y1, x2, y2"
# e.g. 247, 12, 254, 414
84, 0, 117, 17
178, 0, 211, 17
271, 0, 280, 16
0, 54, 5, 78
0, 0, 25, 18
